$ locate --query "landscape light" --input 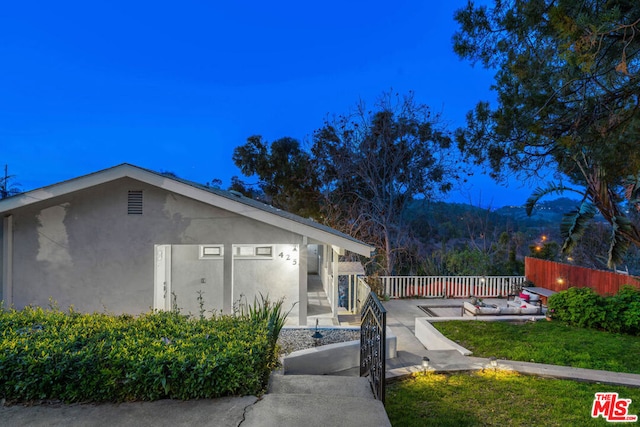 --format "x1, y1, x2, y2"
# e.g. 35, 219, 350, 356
422, 356, 430, 373
311, 318, 323, 341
